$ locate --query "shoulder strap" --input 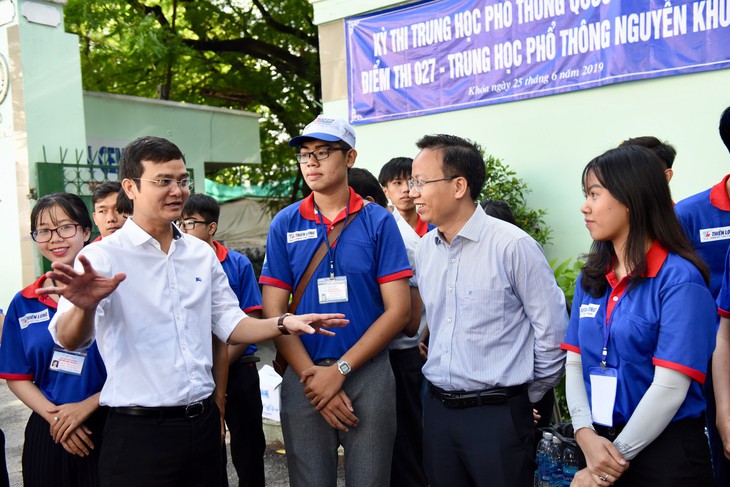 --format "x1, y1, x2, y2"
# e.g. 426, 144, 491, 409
288, 201, 369, 314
